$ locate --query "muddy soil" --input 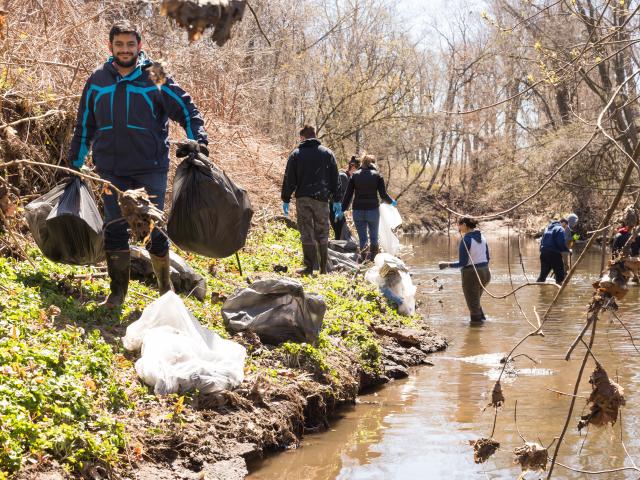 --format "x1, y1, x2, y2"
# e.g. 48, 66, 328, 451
121, 325, 446, 480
